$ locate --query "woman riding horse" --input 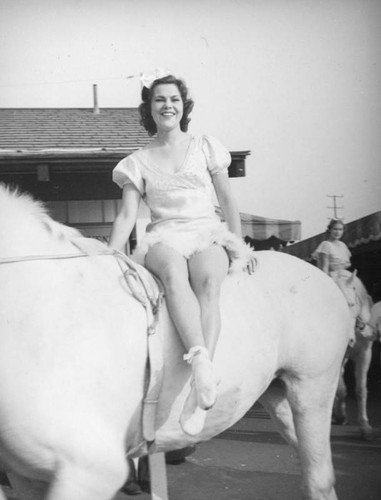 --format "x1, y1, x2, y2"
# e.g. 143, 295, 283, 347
313, 218, 351, 279
0, 184, 352, 500
314, 219, 376, 440
109, 70, 255, 436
